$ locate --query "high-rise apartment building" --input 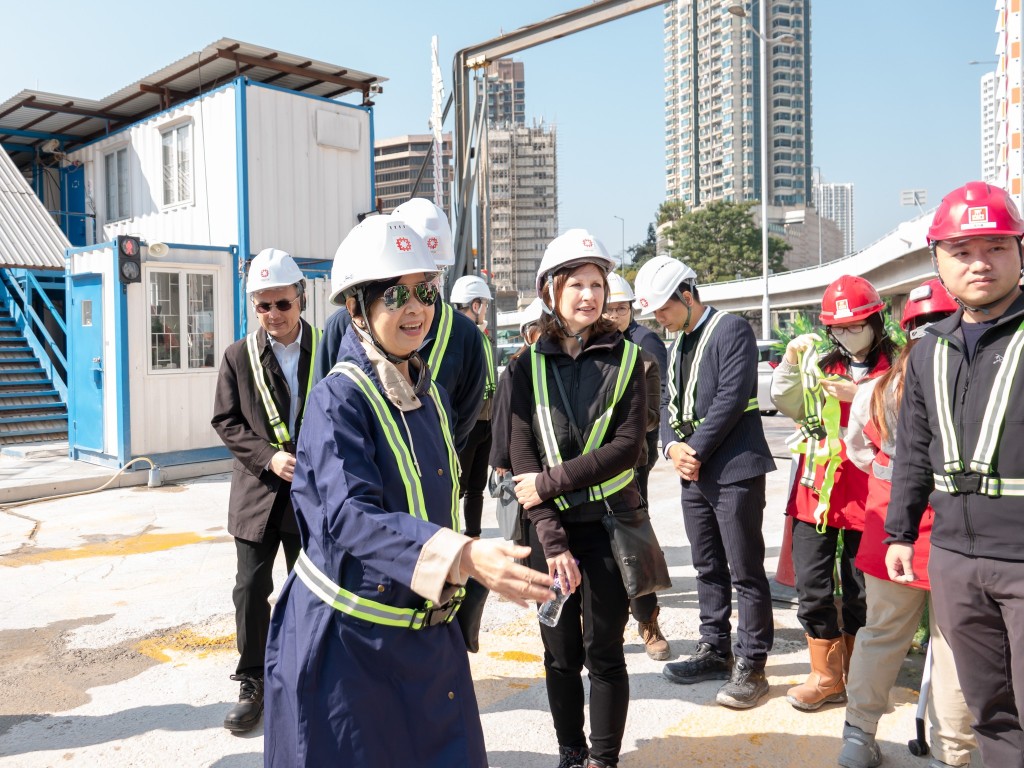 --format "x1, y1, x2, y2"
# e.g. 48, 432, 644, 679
981, 70, 998, 184
814, 181, 855, 256
481, 59, 526, 127
480, 121, 558, 306
373, 133, 453, 217
993, 1, 1023, 209
664, 0, 812, 208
